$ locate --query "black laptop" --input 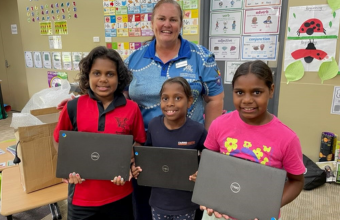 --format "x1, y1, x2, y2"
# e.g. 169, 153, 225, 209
192, 149, 287, 220
133, 146, 199, 191
56, 130, 133, 180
